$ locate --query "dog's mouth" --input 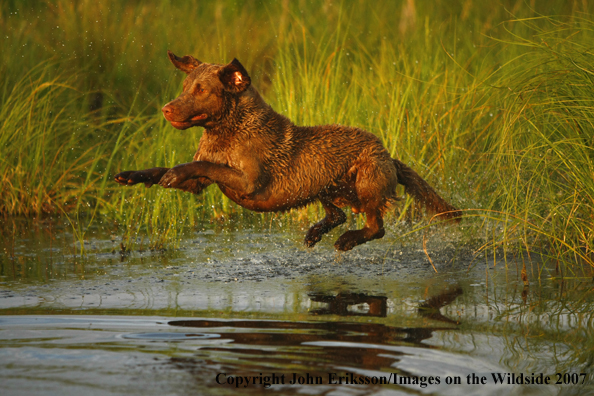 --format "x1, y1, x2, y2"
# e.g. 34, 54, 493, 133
167, 113, 208, 130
